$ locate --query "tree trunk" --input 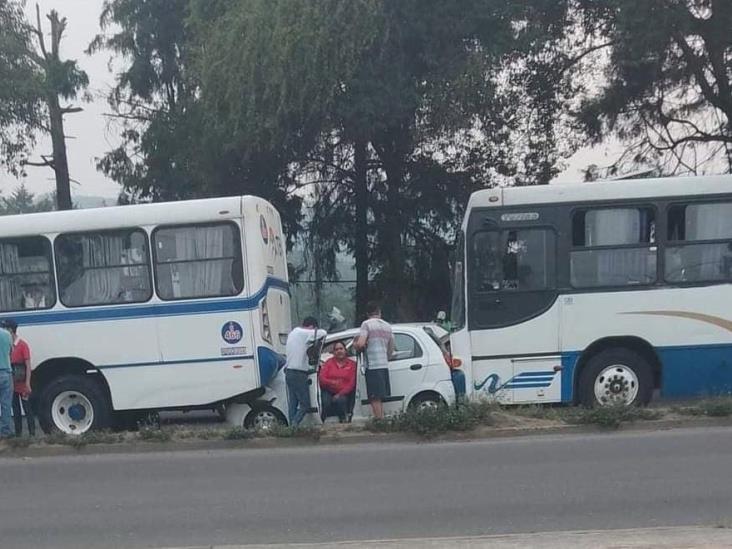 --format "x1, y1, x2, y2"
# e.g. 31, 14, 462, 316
354, 139, 369, 323
47, 94, 72, 210
379, 151, 405, 322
